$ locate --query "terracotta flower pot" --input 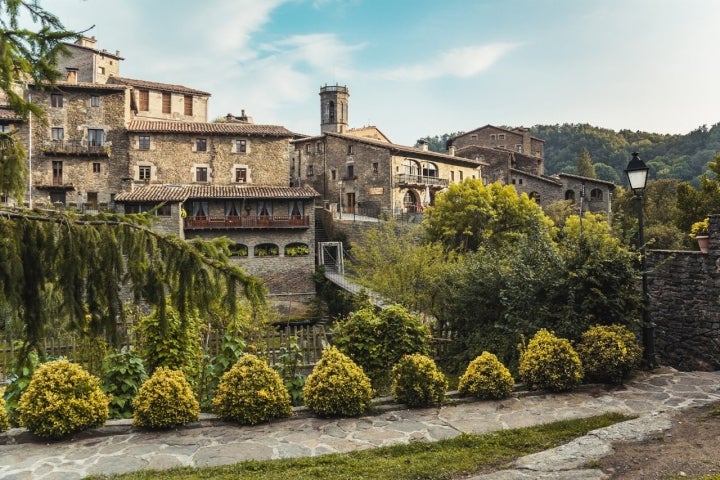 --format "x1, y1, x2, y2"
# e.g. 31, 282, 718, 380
696, 235, 709, 253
